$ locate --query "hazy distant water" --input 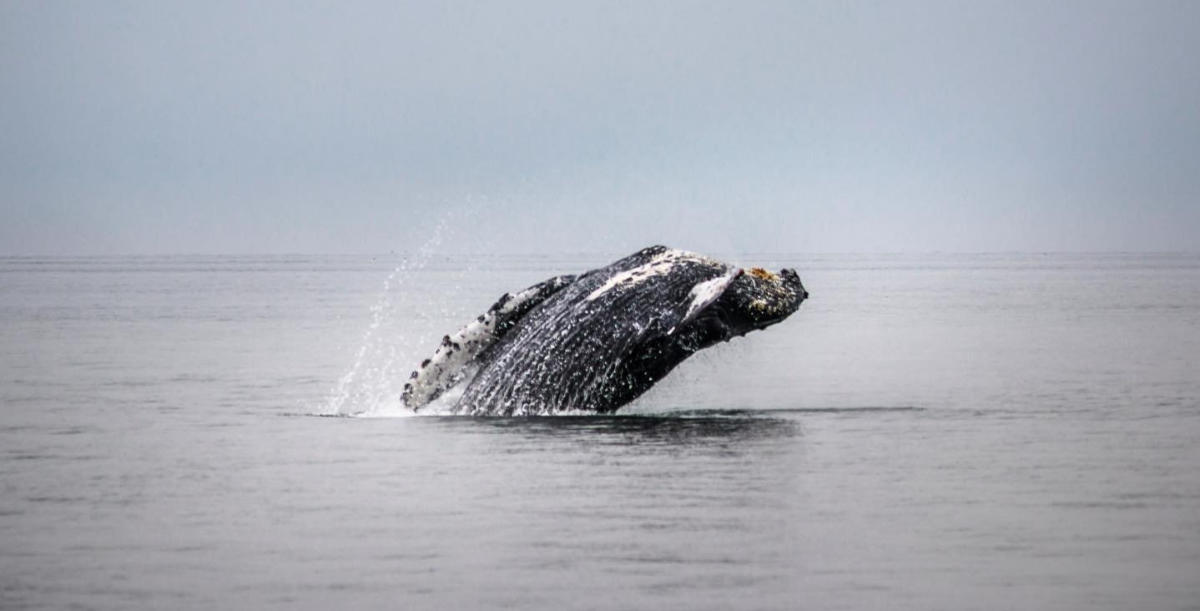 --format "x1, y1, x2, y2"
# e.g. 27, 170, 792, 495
1, 252, 1198, 610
